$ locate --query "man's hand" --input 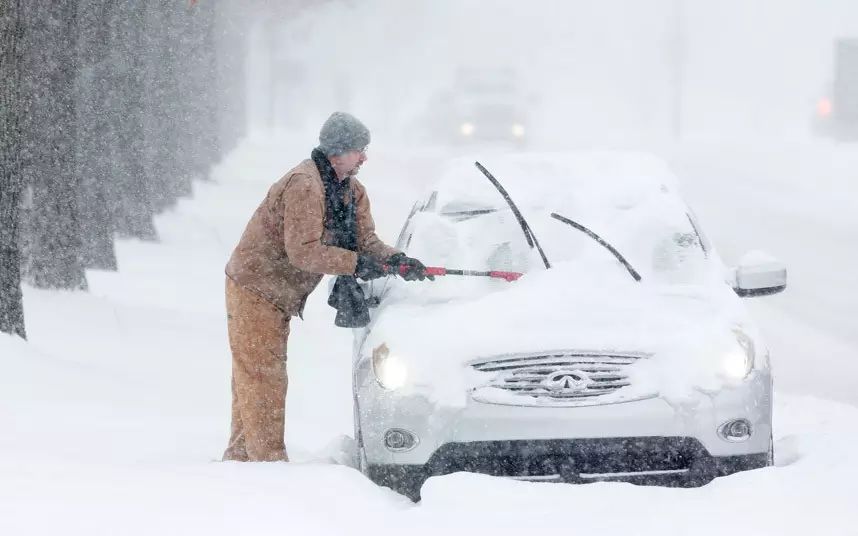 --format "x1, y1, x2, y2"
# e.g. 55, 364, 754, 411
387, 252, 434, 281
355, 254, 387, 280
